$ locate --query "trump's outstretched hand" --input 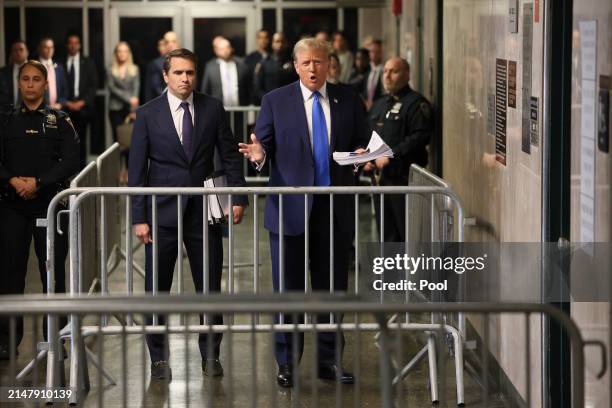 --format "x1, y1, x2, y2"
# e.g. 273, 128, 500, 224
238, 133, 265, 163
